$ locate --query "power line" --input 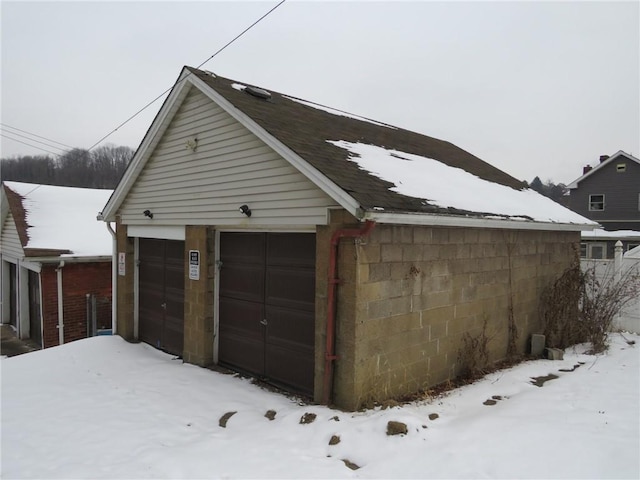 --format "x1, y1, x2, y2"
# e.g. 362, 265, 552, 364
1, 133, 63, 157
0, 127, 68, 153
0, 123, 74, 149
87, 0, 286, 151
195, 0, 286, 70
